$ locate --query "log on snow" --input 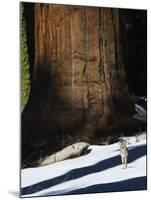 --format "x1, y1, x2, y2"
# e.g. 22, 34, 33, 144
39, 142, 90, 166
